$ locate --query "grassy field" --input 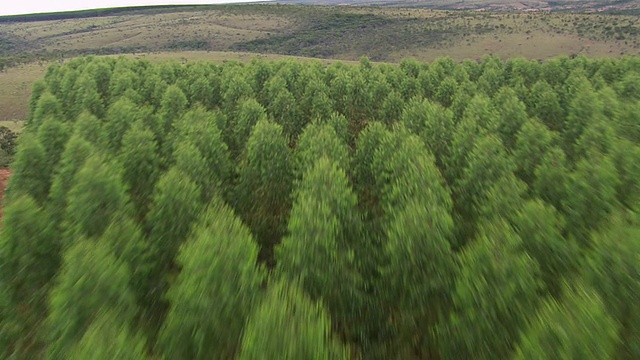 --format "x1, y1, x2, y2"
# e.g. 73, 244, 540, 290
1, 5, 639, 63
0, 120, 25, 133
0, 62, 49, 122
1, 4, 640, 122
